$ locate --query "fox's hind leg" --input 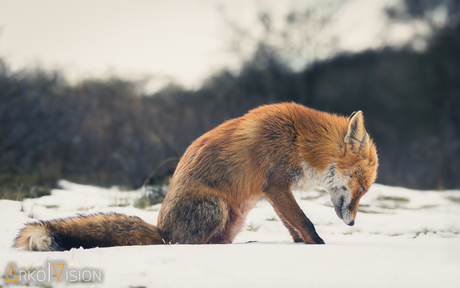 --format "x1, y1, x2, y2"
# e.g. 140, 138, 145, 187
159, 196, 229, 244
206, 208, 246, 244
